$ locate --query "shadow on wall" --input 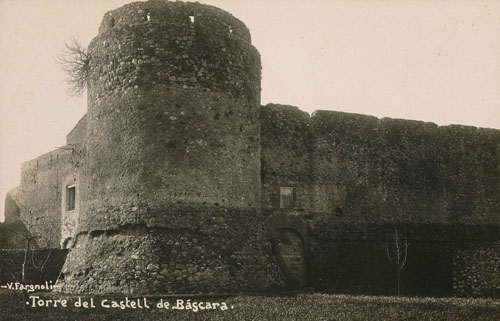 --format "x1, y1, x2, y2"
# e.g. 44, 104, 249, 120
309, 239, 455, 297
0, 249, 68, 285
269, 215, 500, 298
